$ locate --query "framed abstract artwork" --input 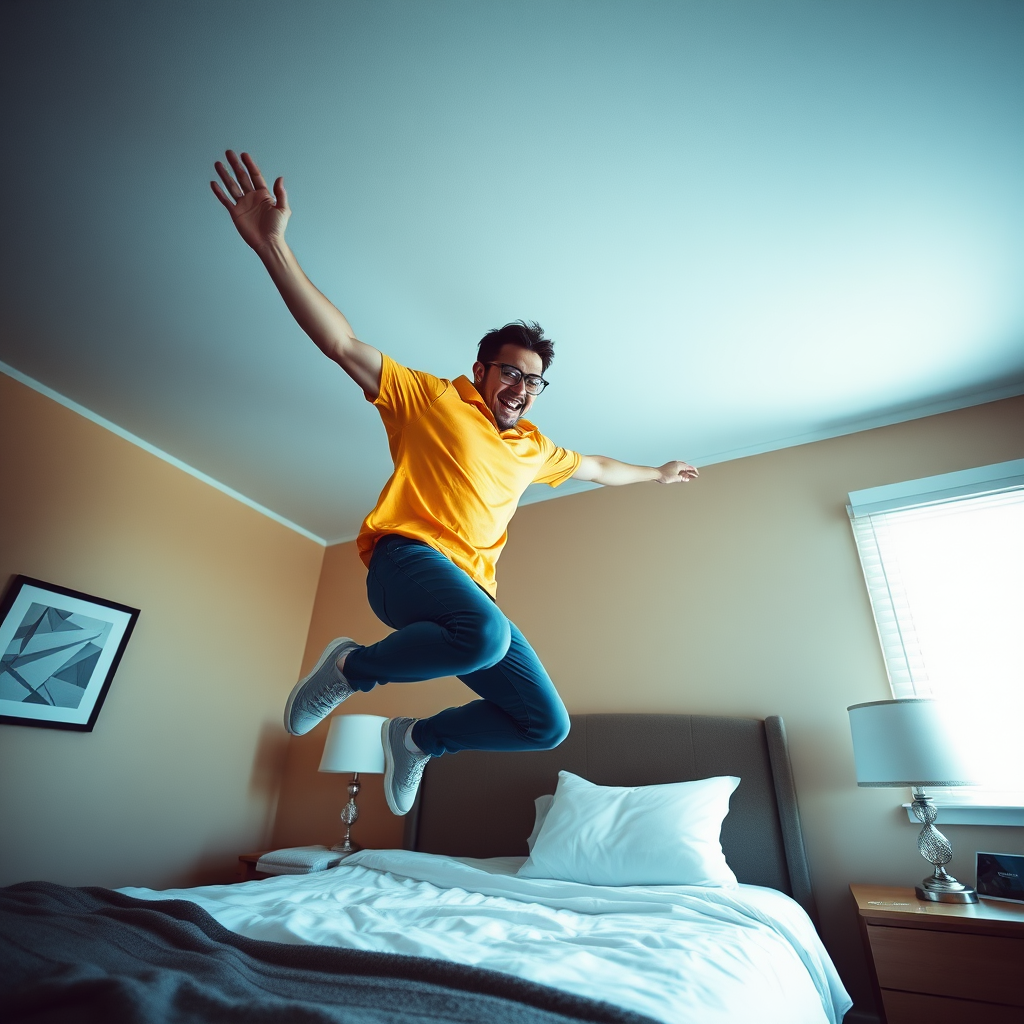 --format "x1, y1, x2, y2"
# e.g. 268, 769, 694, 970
0, 575, 140, 731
